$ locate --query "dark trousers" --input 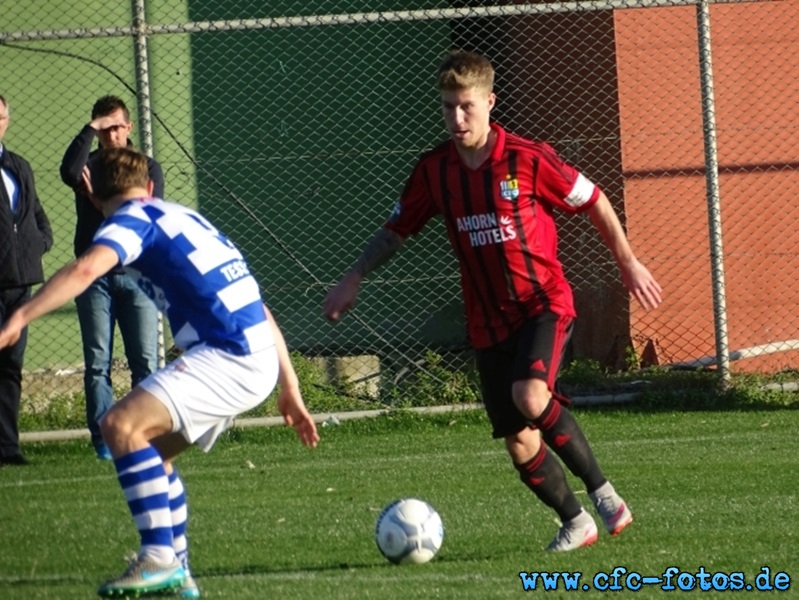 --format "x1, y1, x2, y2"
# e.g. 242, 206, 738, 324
0, 287, 30, 458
